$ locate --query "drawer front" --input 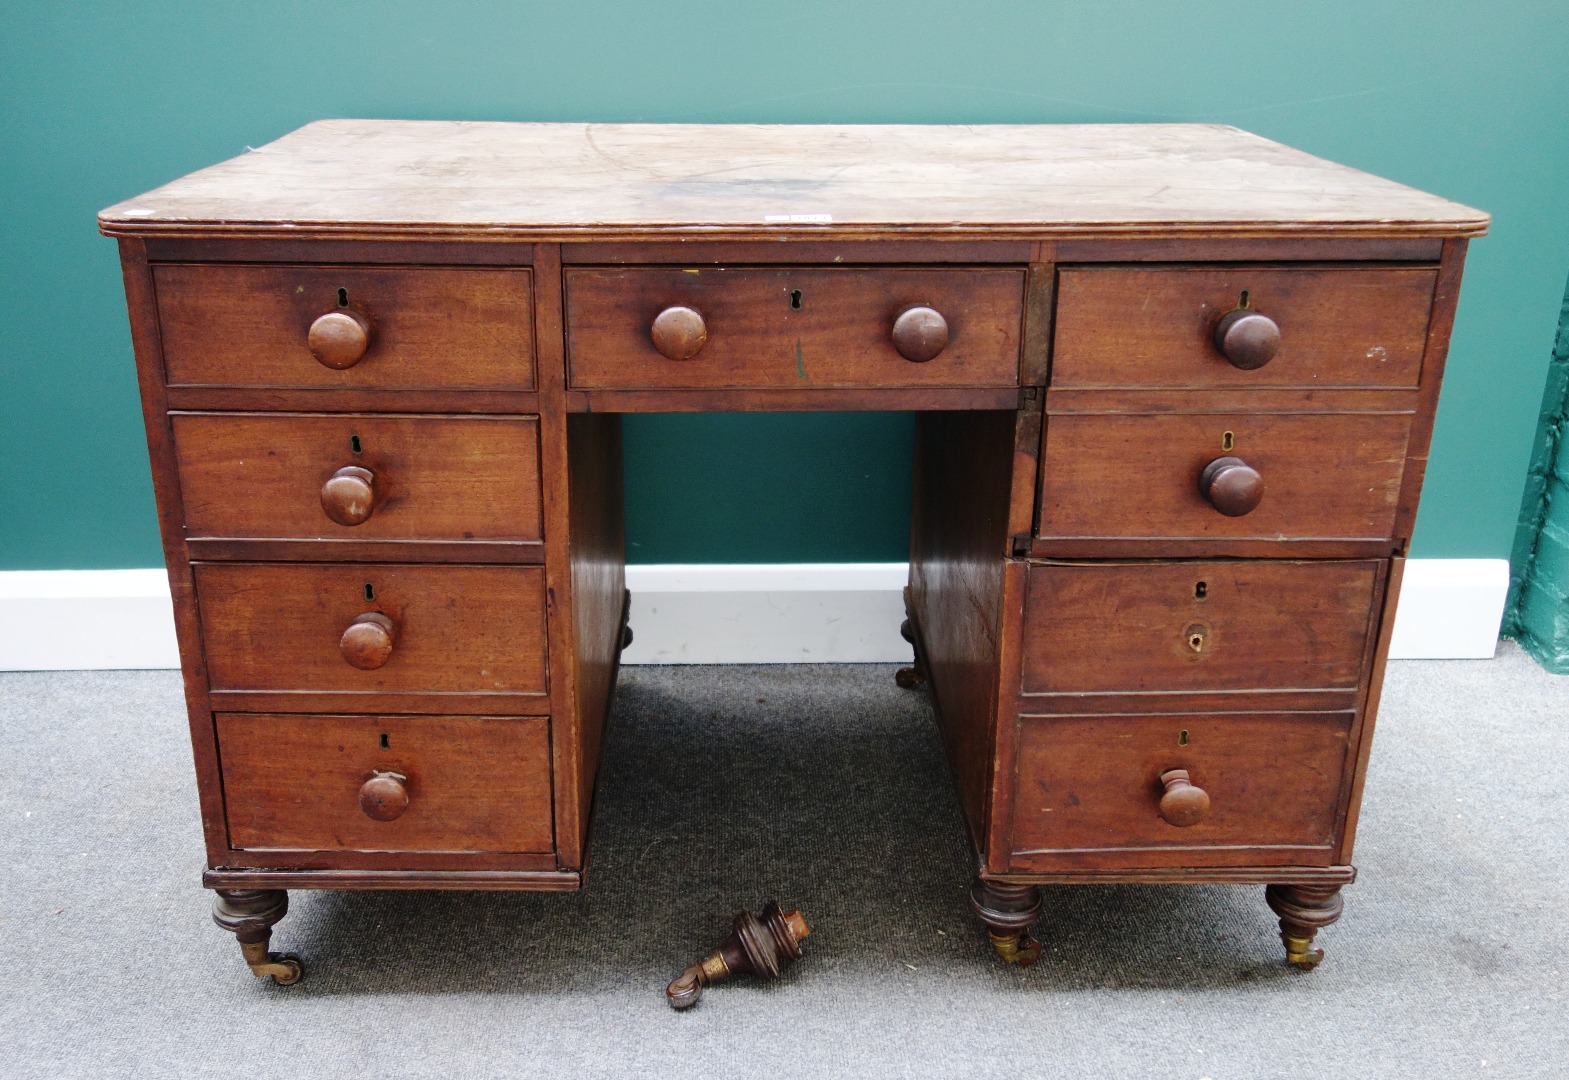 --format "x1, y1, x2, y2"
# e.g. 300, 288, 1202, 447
1038, 410, 1411, 542
173, 412, 543, 543
154, 264, 534, 390
193, 563, 548, 696
565, 267, 1023, 390
1022, 561, 1381, 694
1009, 710, 1352, 869
218, 713, 553, 853
1052, 266, 1436, 389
